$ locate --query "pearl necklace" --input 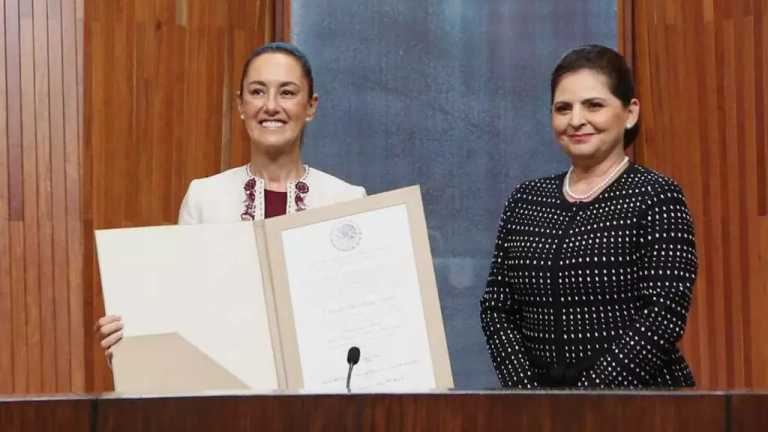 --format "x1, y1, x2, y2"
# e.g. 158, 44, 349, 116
564, 156, 629, 201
